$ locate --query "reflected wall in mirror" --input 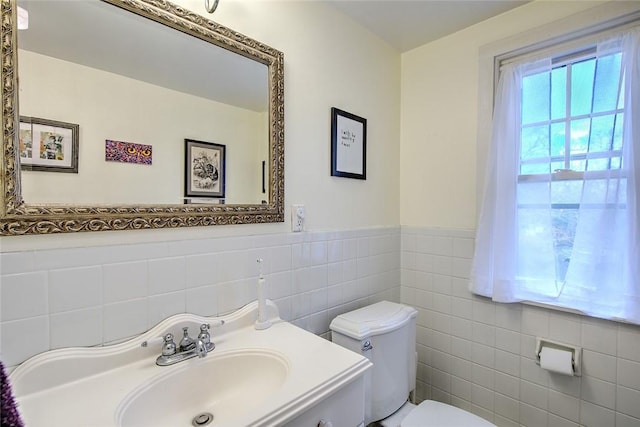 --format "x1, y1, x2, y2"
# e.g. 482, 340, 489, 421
0, 0, 285, 235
